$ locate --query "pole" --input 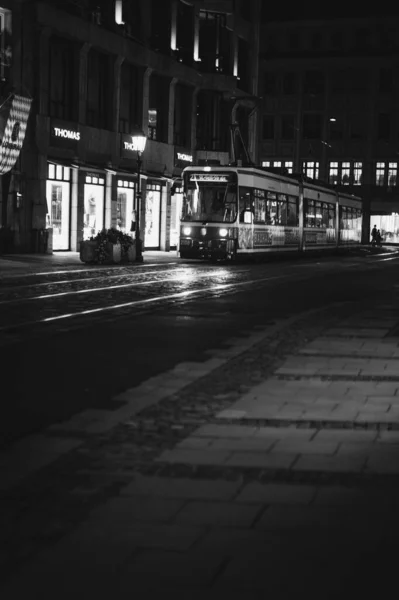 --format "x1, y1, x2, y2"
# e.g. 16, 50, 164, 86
135, 151, 143, 262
